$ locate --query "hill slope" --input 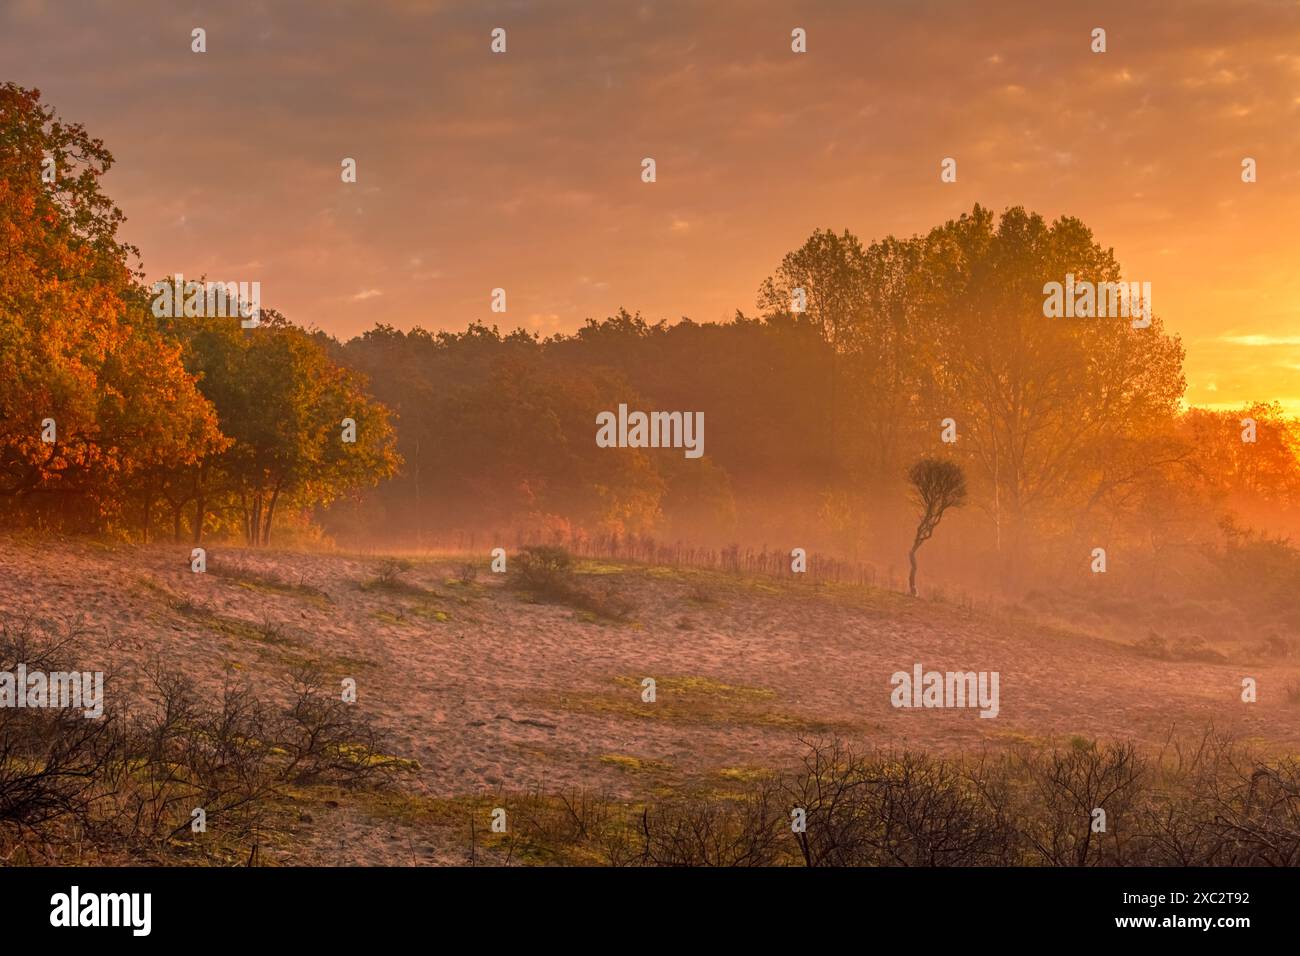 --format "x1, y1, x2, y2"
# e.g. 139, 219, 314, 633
1, 536, 1295, 863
